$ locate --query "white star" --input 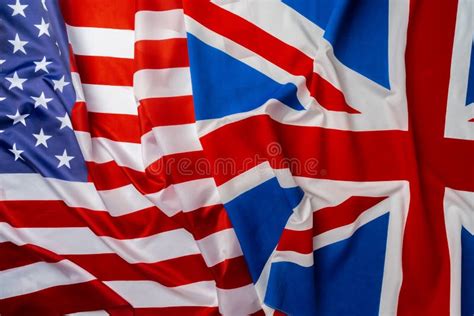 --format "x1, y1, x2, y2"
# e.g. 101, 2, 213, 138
31, 92, 53, 109
56, 113, 72, 129
5, 72, 27, 90
0, 59, 5, 66
52, 76, 70, 92
7, 109, 29, 126
8, 0, 28, 17
34, 56, 52, 73
55, 149, 74, 168
0, 97, 5, 102
34, 18, 50, 37
8, 34, 28, 54
33, 128, 52, 148
41, 0, 47, 10
9, 143, 24, 161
